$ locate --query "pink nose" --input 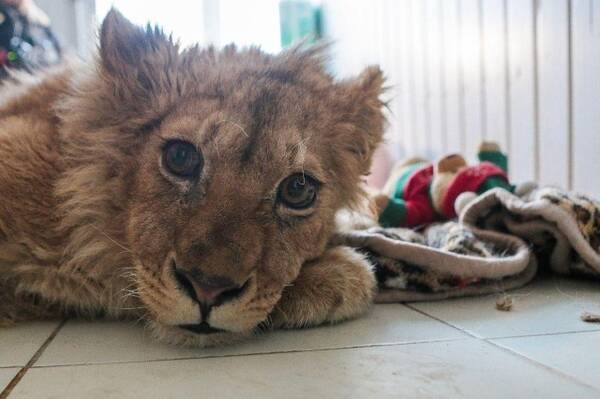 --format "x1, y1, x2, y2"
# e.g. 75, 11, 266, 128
174, 269, 247, 307
190, 281, 236, 303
